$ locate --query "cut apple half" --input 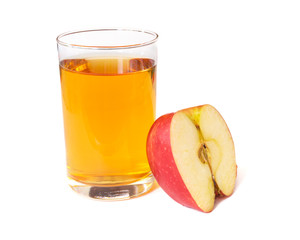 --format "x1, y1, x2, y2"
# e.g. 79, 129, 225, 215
147, 104, 236, 212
